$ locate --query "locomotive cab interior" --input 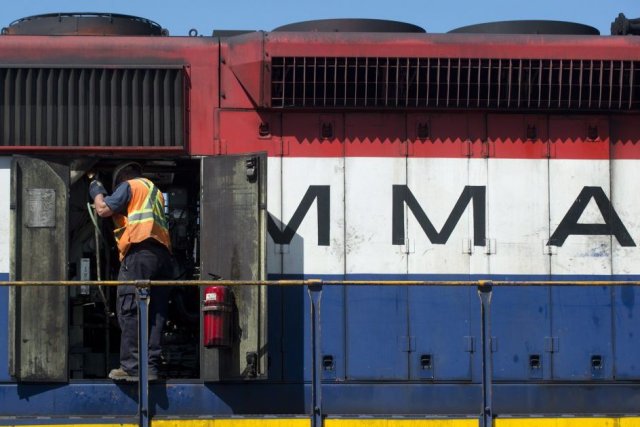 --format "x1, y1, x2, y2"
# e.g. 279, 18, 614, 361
10, 154, 268, 382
